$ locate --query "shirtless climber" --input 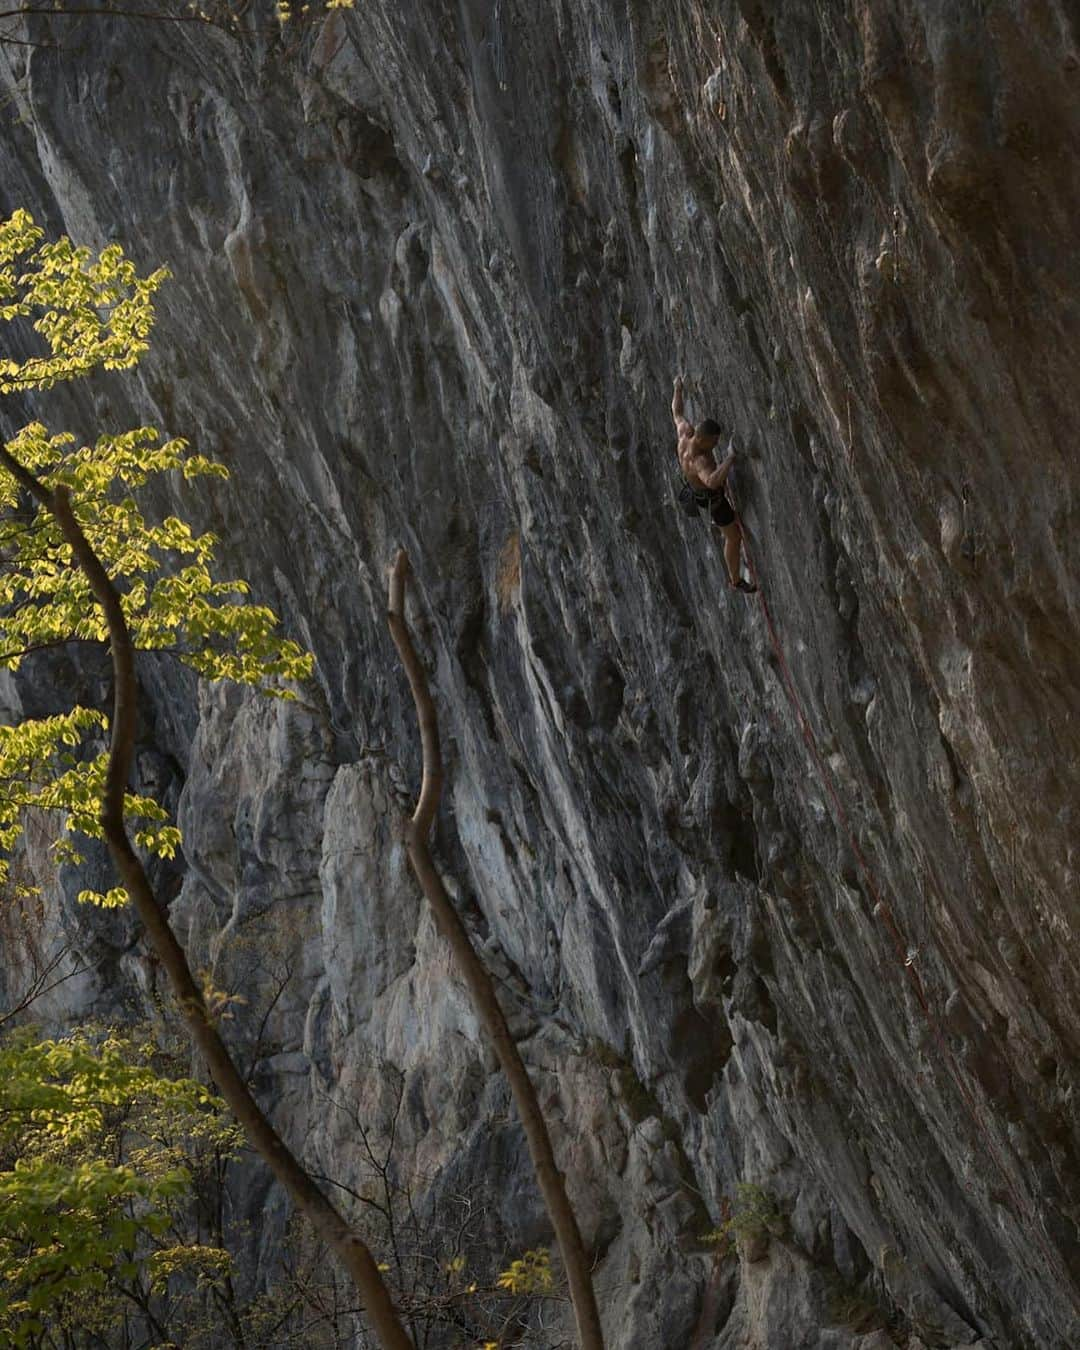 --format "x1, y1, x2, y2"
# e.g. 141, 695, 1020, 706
672, 375, 757, 593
